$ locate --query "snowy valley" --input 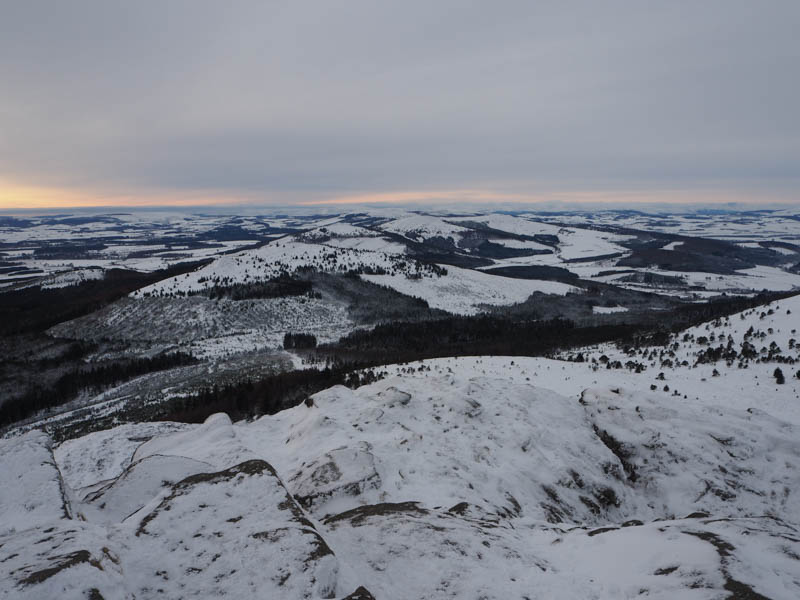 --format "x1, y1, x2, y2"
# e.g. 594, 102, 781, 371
1, 208, 800, 599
